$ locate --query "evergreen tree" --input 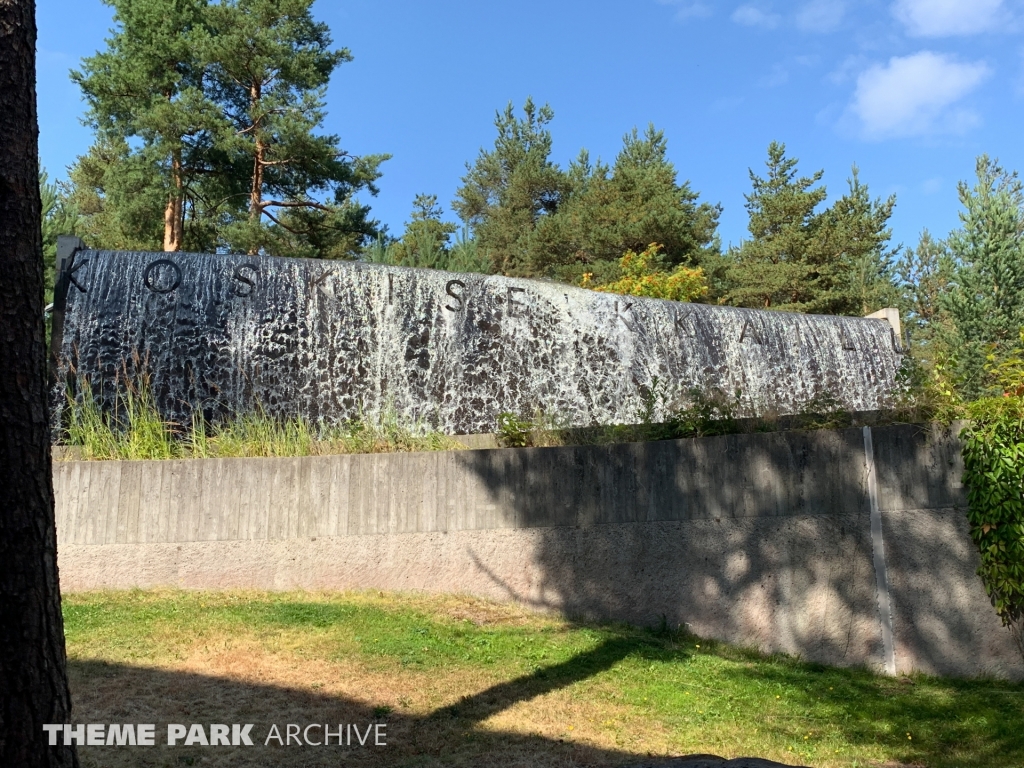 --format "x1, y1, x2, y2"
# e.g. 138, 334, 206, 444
942, 156, 1024, 397
203, 0, 389, 257
455, 107, 721, 284
66, 135, 169, 250
895, 230, 953, 363
725, 142, 827, 310
813, 166, 899, 315
725, 143, 897, 315
452, 98, 566, 276
366, 196, 489, 273
69, 0, 387, 258
389, 194, 458, 268
539, 126, 721, 283
71, 0, 223, 252
603, 125, 720, 266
